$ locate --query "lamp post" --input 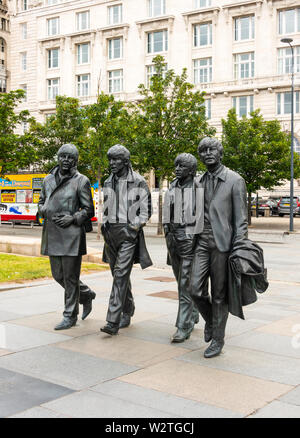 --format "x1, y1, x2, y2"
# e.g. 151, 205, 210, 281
281, 37, 294, 232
